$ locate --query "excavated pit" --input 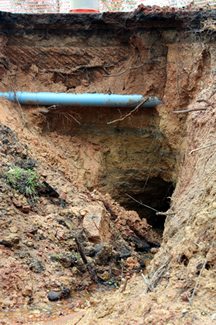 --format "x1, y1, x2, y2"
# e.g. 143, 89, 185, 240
0, 9, 212, 231
42, 105, 176, 230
